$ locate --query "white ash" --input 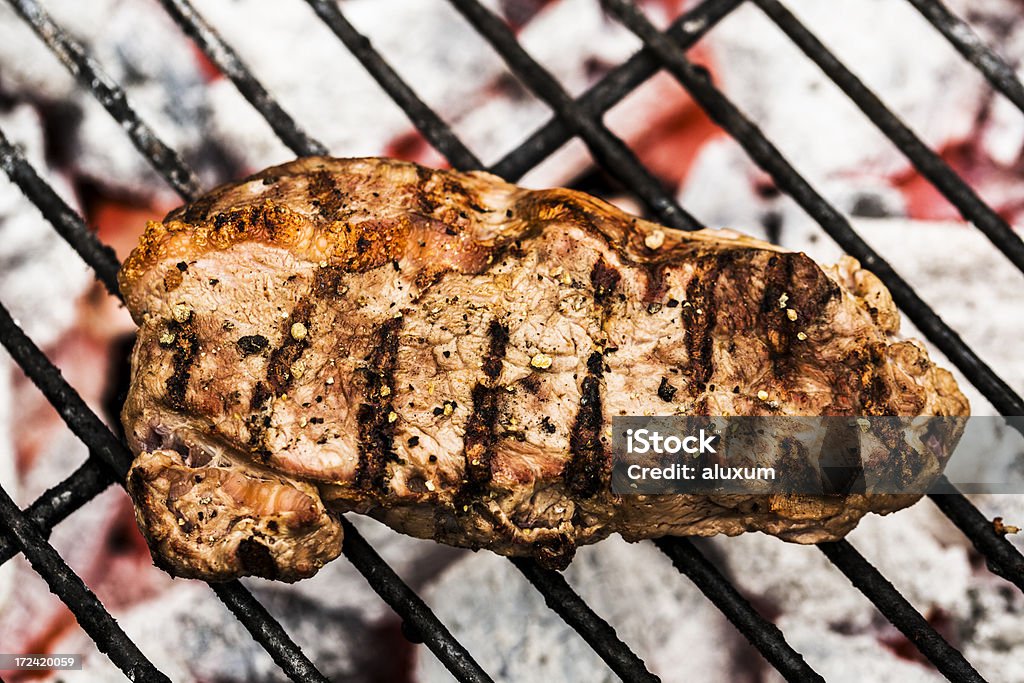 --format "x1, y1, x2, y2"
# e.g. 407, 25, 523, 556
199, 0, 645, 181
693, 0, 1024, 221
709, 499, 1024, 682
0, 101, 91, 615
195, 0, 506, 170
415, 535, 742, 682
764, 619, 944, 683
49, 581, 384, 683
956, 576, 1024, 683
